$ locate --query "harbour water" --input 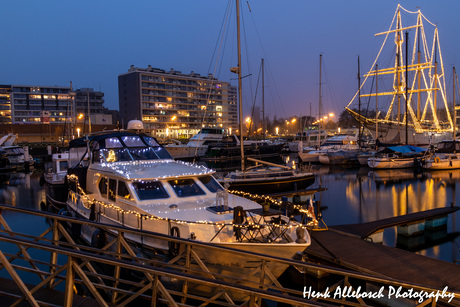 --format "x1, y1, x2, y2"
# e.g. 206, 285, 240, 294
1, 159, 459, 267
